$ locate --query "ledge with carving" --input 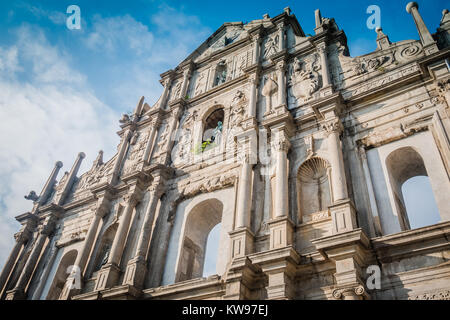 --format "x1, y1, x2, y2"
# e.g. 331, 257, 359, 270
408, 288, 450, 300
